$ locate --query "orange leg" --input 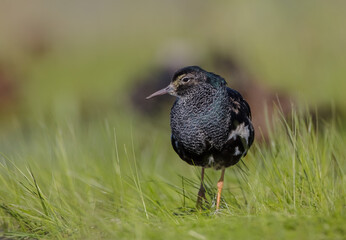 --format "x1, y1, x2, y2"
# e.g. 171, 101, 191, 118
196, 167, 208, 208
216, 167, 226, 210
